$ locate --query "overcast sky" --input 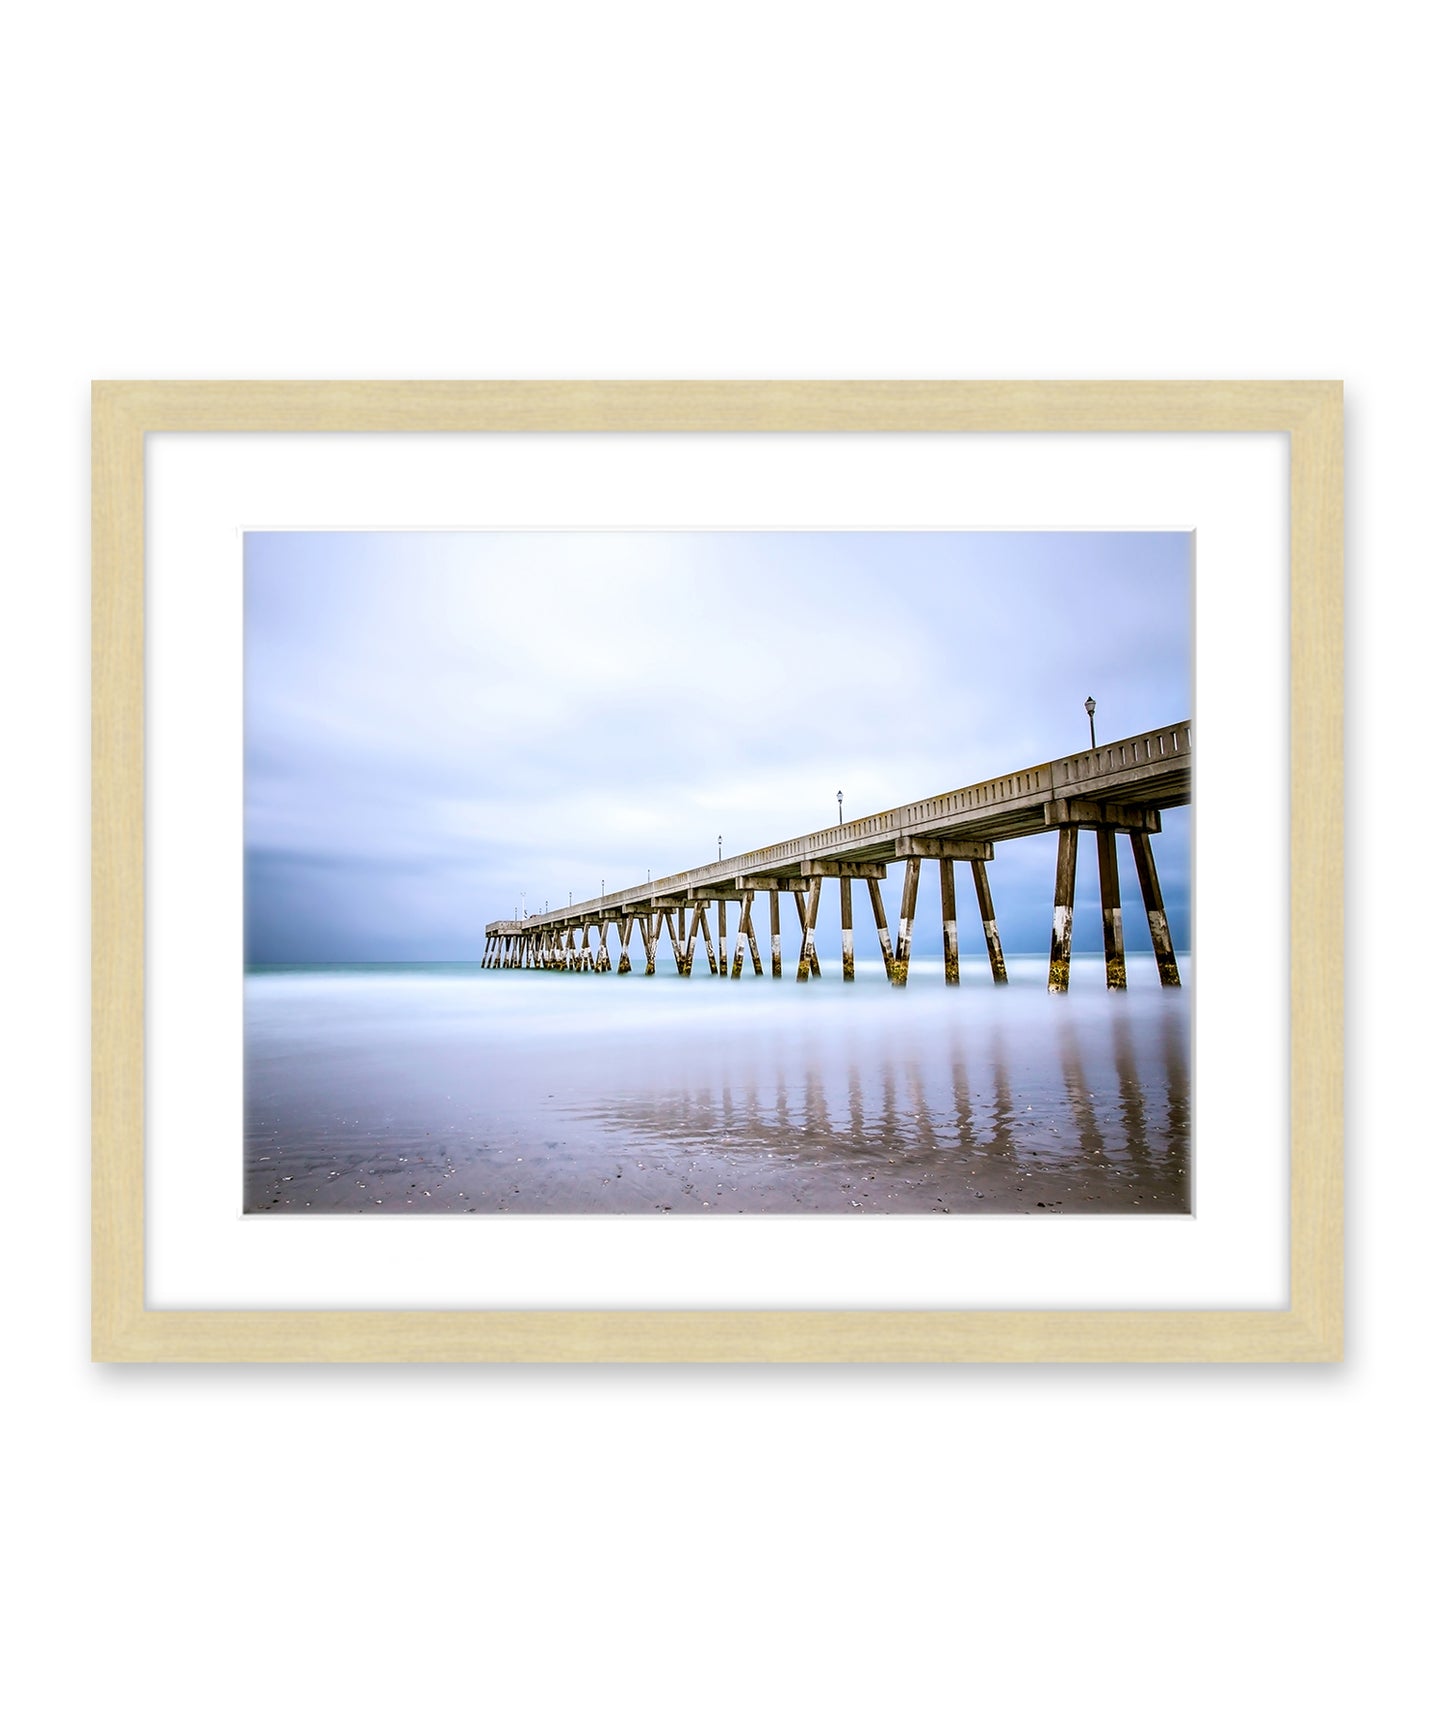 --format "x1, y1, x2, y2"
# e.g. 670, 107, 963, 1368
244, 530, 1192, 963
